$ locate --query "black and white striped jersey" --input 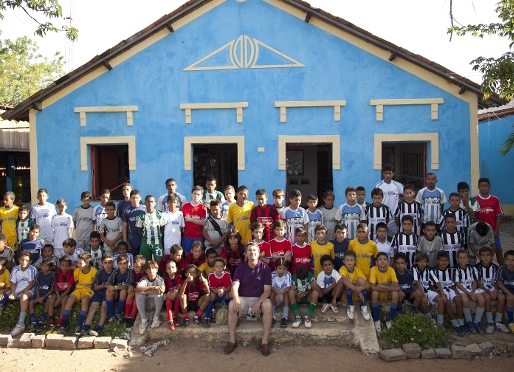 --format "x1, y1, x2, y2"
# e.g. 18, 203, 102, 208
395, 200, 423, 235
439, 207, 470, 235
365, 204, 391, 241
392, 232, 419, 269
453, 264, 478, 292
430, 267, 454, 291
440, 230, 464, 268
474, 262, 498, 291
413, 265, 432, 293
